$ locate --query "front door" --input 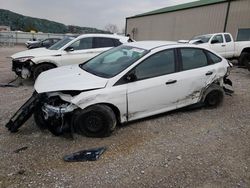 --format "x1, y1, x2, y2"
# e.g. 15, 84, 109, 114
209, 34, 226, 57
127, 49, 181, 121
61, 37, 97, 66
